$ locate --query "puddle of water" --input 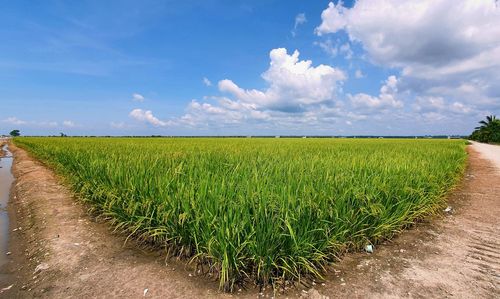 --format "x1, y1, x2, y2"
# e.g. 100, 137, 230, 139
0, 144, 14, 269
